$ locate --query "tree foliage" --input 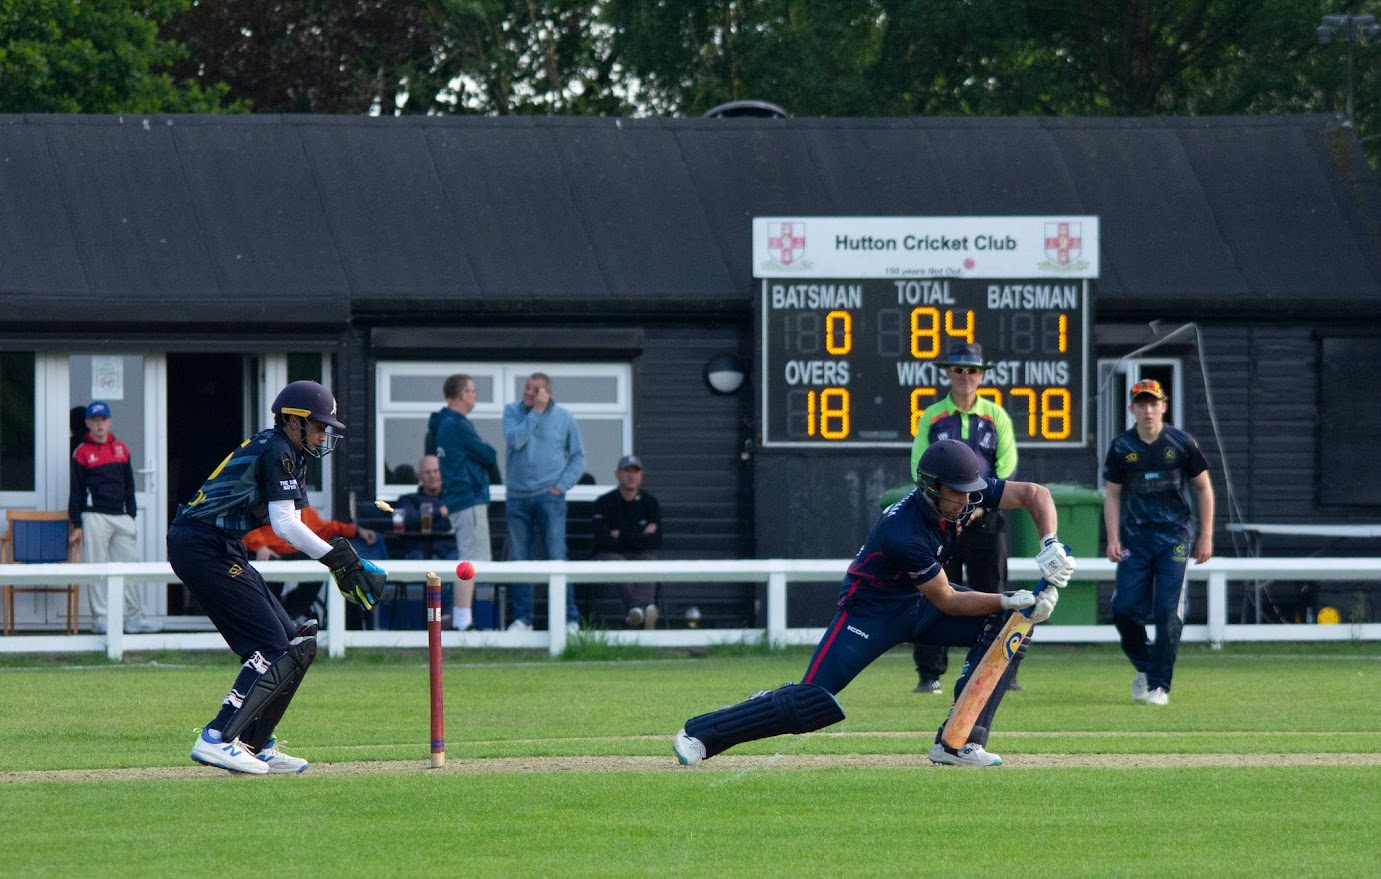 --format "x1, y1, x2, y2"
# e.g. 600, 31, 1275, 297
162, 1, 438, 113
0, 0, 229, 112
425, 0, 628, 114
